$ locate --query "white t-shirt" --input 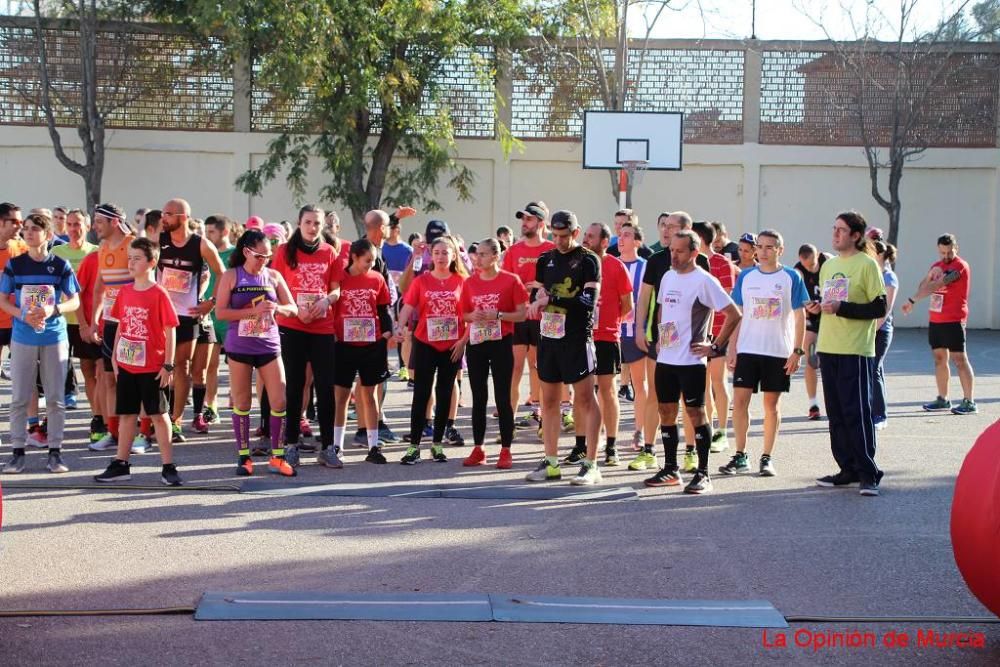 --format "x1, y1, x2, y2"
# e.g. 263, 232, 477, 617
731, 265, 811, 359
656, 267, 733, 366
